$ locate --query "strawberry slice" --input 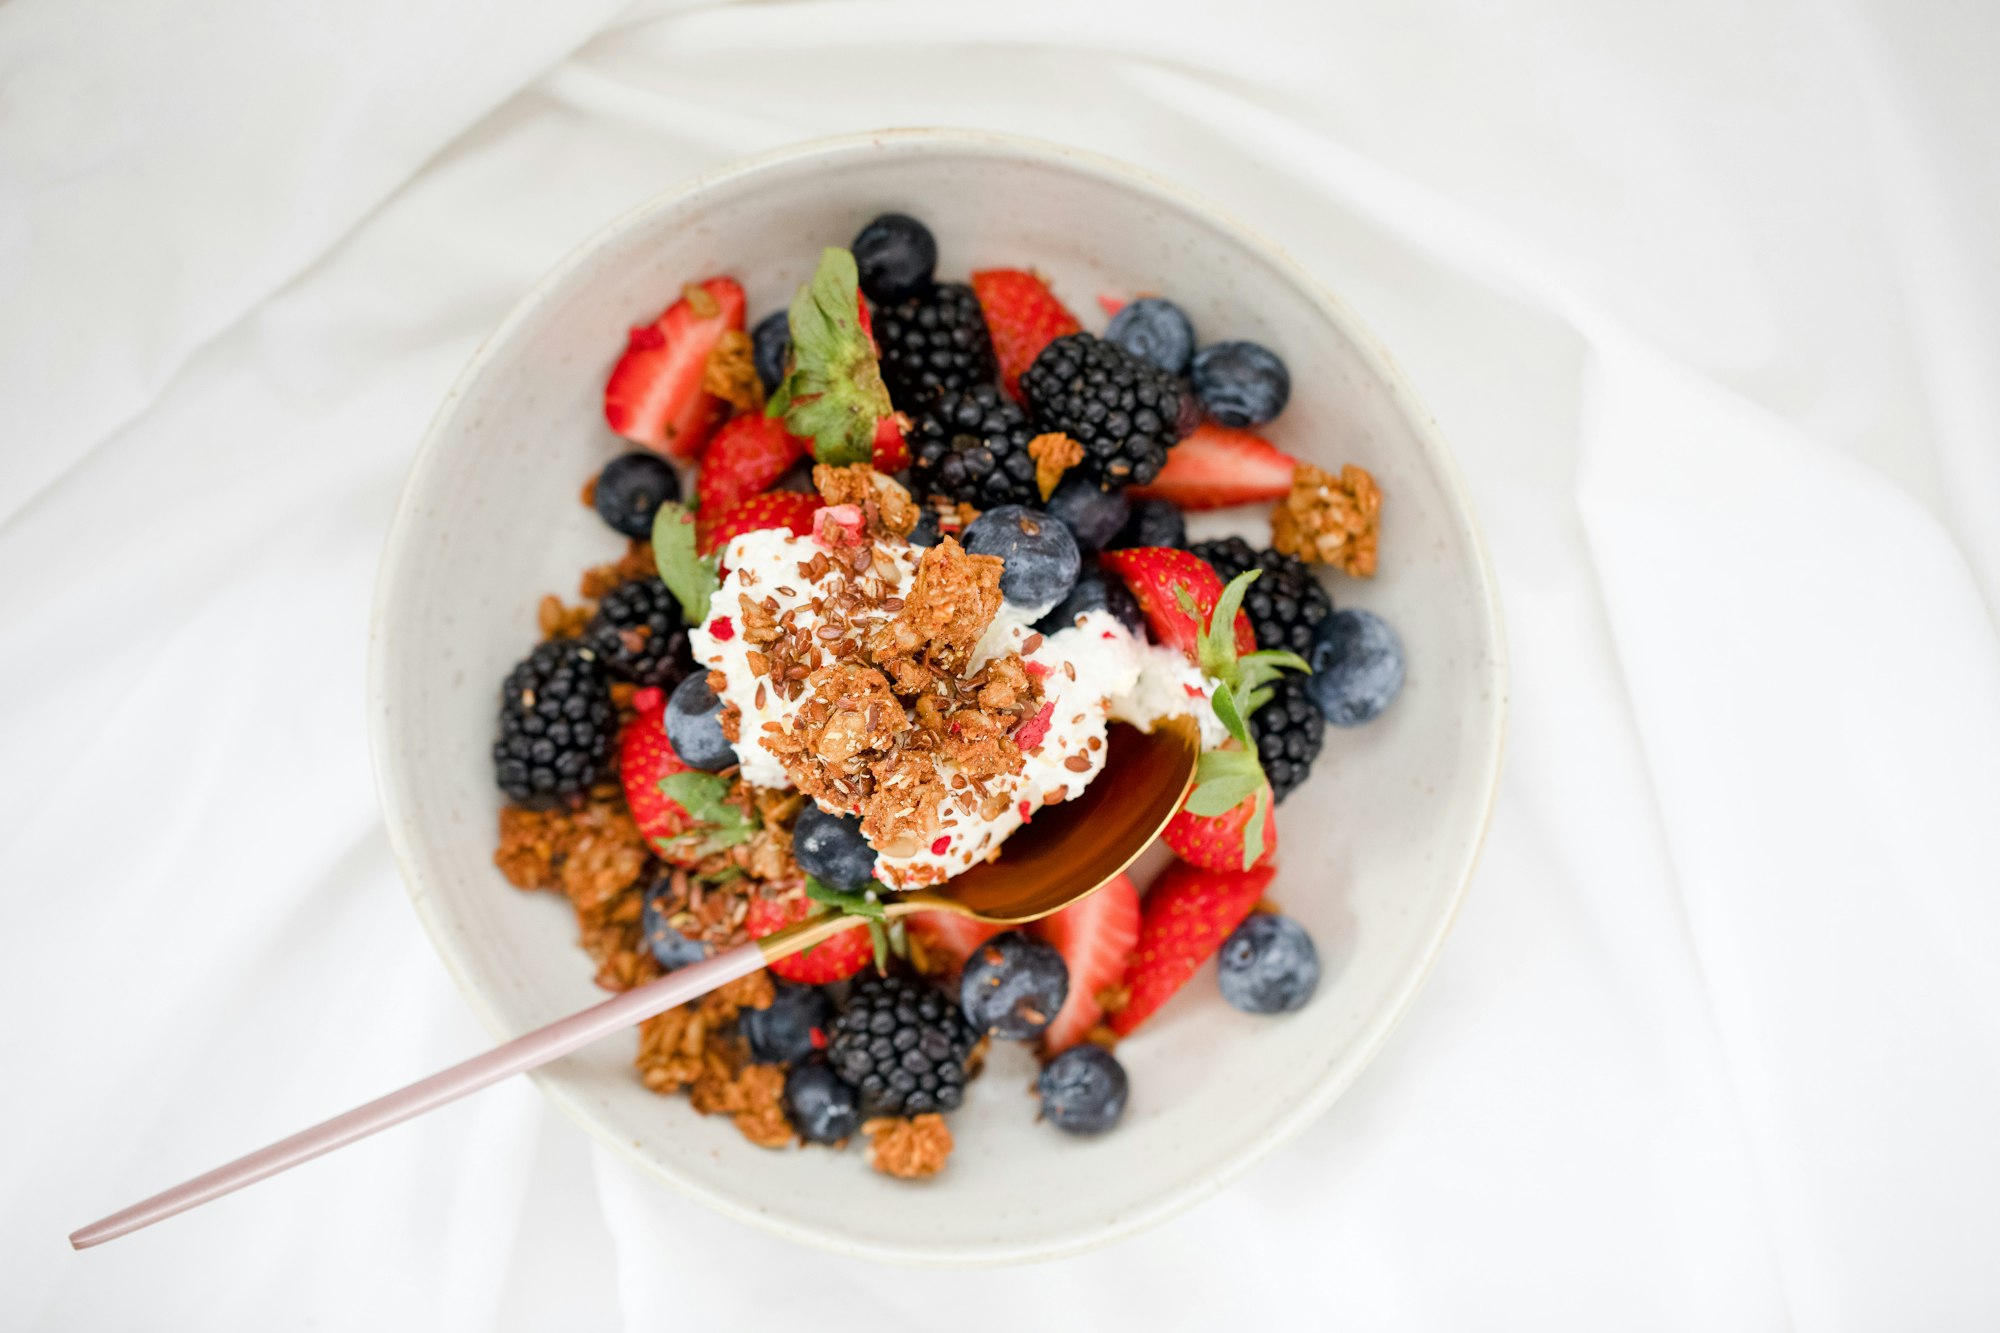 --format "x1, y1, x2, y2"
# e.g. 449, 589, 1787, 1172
1130, 423, 1299, 510
618, 688, 697, 857
695, 414, 809, 517
698, 491, 823, 556
1098, 547, 1256, 660
971, 269, 1081, 399
604, 277, 746, 460
1110, 861, 1274, 1036
1032, 873, 1141, 1054
1163, 781, 1278, 872
744, 895, 873, 984
906, 912, 1003, 979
